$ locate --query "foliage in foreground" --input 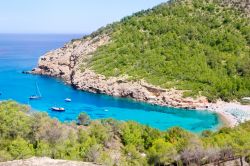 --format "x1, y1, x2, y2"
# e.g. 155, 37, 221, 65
87, 0, 250, 102
0, 101, 250, 165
